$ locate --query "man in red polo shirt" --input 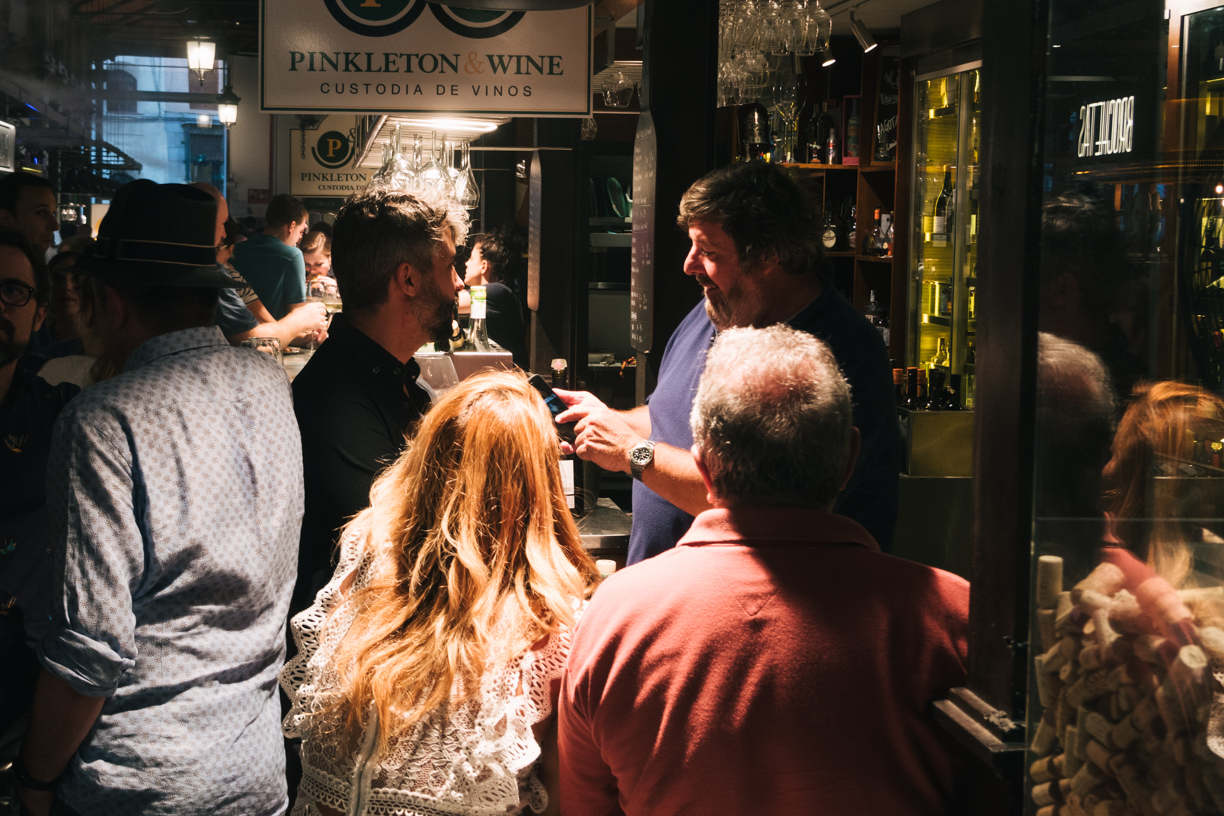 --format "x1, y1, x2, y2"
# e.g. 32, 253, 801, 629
558, 324, 970, 816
